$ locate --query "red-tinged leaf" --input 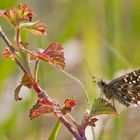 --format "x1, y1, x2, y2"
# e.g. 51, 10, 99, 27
64, 98, 76, 108
30, 54, 38, 60
90, 98, 119, 117
20, 20, 47, 36
36, 43, 65, 69
2, 48, 13, 59
19, 41, 29, 49
29, 98, 54, 119
21, 73, 33, 88
14, 84, 22, 101
18, 4, 33, 22
0, 4, 33, 28
88, 118, 98, 127
82, 110, 98, 128
62, 98, 76, 114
